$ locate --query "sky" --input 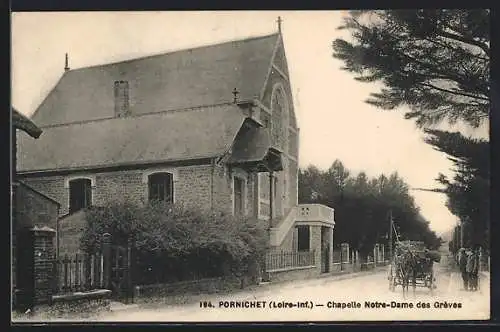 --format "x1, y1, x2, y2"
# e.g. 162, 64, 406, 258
11, 11, 489, 235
